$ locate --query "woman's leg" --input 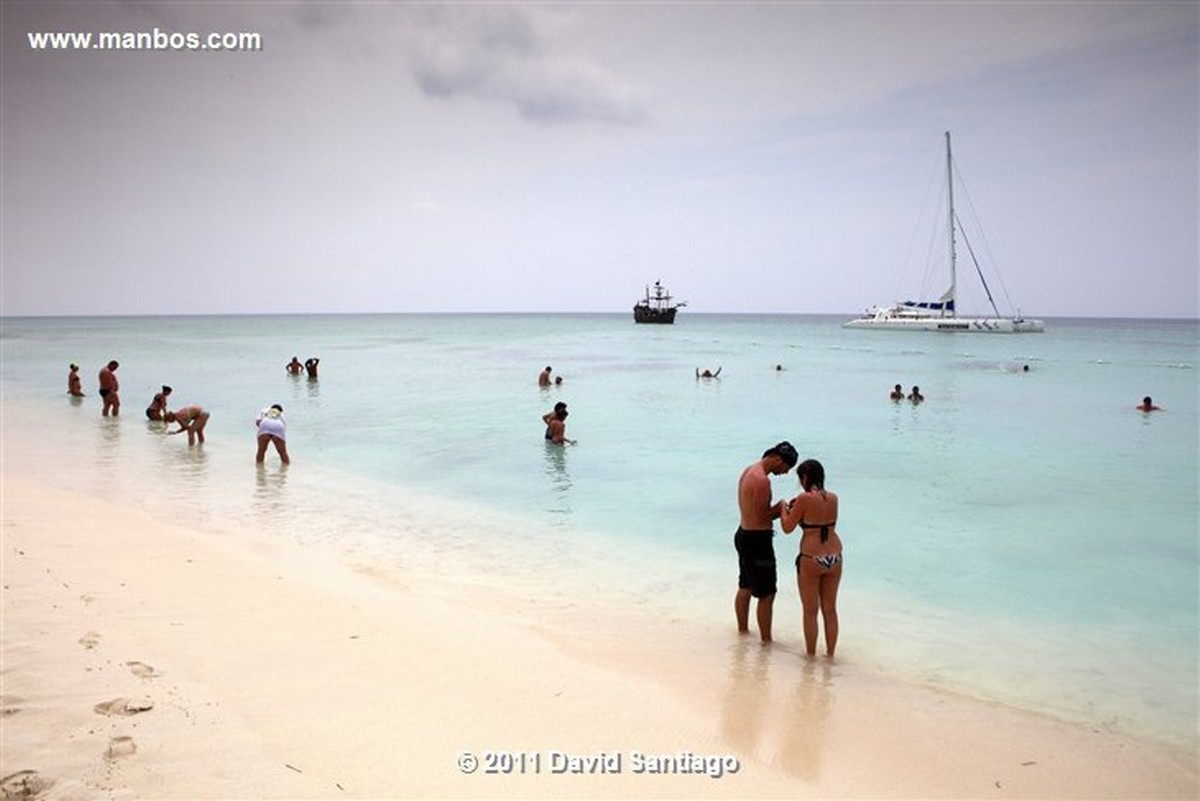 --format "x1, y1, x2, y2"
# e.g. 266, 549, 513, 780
798, 560, 820, 656
256, 435, 270, 463
273, 437, 290, 465
194, 412, 210, 444
819, 564, 843, 657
